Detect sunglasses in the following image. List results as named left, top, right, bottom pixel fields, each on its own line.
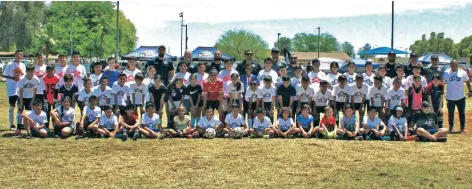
left=431, top=58, right=438, bottom=61
left=250, top=83, right=257, bottom=85
left=245, top=53, right=253, bottom=56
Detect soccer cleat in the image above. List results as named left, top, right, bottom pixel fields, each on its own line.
left=133, top=132, right=139, bottom=141
left=10, top=125, right=16, bottom=131
left=436, top=137, right=448, bottom=142
left=14, top=129, right=21, bottom=136
left=460, top=129, right=468, bottom=134
left=354, top=136, right=363, bottom=141
left=122, top=133, right=128, bottom=141
left=25, top=134, right=32, bottom=139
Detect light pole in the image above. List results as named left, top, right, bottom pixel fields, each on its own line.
left=437, top=33, right=444, bottom=53
left=277, top=33, right=281, bottom=49
left=316, top=27, right=320, bottom=58
left=179, top=12, right=184, bottom=58
left=391, top=1, right=394, bottom=50
left=182, top=24, right=188, bottom=50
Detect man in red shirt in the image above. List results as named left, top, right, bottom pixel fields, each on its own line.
left=43, top=65, right=60, bottom=128
left=203, top=69, right=224, bottom=121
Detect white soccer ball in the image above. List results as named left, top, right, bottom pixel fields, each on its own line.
left=233, top=127, right=243, bottom=139
left=205, top=128, right=216, bottom=139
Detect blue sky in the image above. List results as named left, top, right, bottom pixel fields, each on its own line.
left=120, top=0, right=472, bottom=55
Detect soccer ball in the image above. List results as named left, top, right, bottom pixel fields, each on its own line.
left=205, top=128, right=216, bottom=139
left=14, top=67, right=24, bottom=81
left=233, top=127, right=243, bottom=139
left=157, top=134, right=165, bottom=139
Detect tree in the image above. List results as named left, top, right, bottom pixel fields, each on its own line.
left=291, top=32, right=340, bottom=52
left=409, top=32, right=459, bottom=59
left=274, top=37, right=292, bottom=52
left=341, top=42, right=355, bottom=58
left=215, top=29, right=268, bottom=62
left=358, top=43, right=372, bottom=59
left=457, top=36, right=472, bottom=58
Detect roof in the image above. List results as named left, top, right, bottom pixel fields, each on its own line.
left=279, top=52, right=351, bottom=61
left=359, top=47, right=408, bottom=55
left=191, top=46, right=235, bottom=61
left=122, top=46, right=177, bottom=61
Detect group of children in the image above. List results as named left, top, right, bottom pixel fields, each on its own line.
left=2, top=50, right=447, bottom=141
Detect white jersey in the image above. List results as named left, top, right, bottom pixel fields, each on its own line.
left=386, top=88, right=406, bottom=110
left=218, top=69, right=238, bottom=83
left=100, top=114, right=118, bottom=130
left=308, top=71, right=327, bottom=92
left=258, top=85, right=276, bottom=103
left=253, top=116, right=272, bottom=130
left=141, top=113, right=161, bottom=130
left=349, top=83, right=369, bottom=103
left=55, top=105, right=75, bottom=122
left=257, top=69, right=278, bottom=84
left=17, top=76, right=41, bottom=98
left=172, top=72, right=191, bottom=86
left=313, top=89, right=332, bottom=107
left=333, top=84, right=351, bottom=103
left=89, top=73, right=102, bottom=87
left=197, top=116, right=222, bottom=129
left=84, top=106, right=102, bottom=122
left=297, top=85, right=314, bottom=103
left=111, top=81, right=130, bottom=106
left=34, top=64, right=47, bottom=94
left=27, top=110, right=47, bottom=126
left=405, top=75, right=427, bottom=89
left=382, top=76, right=393, bottom=89
left=443, top=69, right=470, bottom=100
left=77, top=89, right=95, bottom=106
left=362, top=73, right=375, bottom=87
left=129, top=83, right=148, bottom=105
left=344, top=73, right=357, bottom=84
left=65, top=64, right=87, bottom=91
left=55, top=65, right=68, bottom=79
left=196, top=72, right=209, bottom=86
left=327, top=72, right=342, bottom=87
left=93, top=86, right=112, bottom=106
left=225, top=81, right=244, bottom=99
left=2, top=61, right=26, bottom=96
left=123, top=69, right=142, bottom=84
left=244, top=87, right=261, bottom=102
left=225, top=113, right=246, bottom=128
left=277, top=117, right=294, bottom=131
left=368, top=85, right=388, bottom=107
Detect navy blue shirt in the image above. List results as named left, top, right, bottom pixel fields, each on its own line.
left=102, top=70, right=121, bottom=88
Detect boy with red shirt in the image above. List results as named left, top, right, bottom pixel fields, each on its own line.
left=43, top=65, right=60, bottom=128
left=203, top=69, right=224, bottom=121
left=318, top=107, right=342, bottom=138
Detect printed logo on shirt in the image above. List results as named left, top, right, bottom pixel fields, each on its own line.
left=230, top=122, right=239, bottom=128
left=126, top=75, right=135, bottom=82
left=331, top=79, right=338, bottom=86
left=347, top=78, right=354, bottom=83
left=374, top=93, right=383, bottom=99
left=364, top=79, right=373, bottom=86
left=135, top=88, right=143, bottom=93
left=354, top=92, right=363, bottom=98
left=337, top=91, right=348, bottom=98
left=317, top=96, right=328, bottom=103
left=117, top=91, right=125, bottom=96
left=23, top=83, right=35, bottom=88
left=263, top=93, right=271, bottom=98
left=391, top=94, right=401, bottom=100
left=449, top=74, right=461, bottom=82
left=35, top=71, right=46, bottom=78
left=312, top=77, right=321, bottom=84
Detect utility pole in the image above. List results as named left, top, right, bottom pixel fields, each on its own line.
left=179, top=12, right=184, bottom=58
left=182, top=25, right=188, bottom=50
left=391, top=1, right=394, bottom=50
left=115, top=1, right=120, bottom=59
left=277, top=33, right=281, bottom=49
left=316, top=27, right=320, bottom=58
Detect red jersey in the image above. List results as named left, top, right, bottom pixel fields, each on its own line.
left=203, top=79, right=223, bottom=101
left=43, top=75, right=60, bottom=104
left=122, top=113, right=138, bottom=126
left=320, top=116, right=336, bottom=131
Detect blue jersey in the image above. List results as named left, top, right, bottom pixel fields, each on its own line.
left=342, top=115, right=357, bottom=132
left=297, top=114, right=314, bottom=129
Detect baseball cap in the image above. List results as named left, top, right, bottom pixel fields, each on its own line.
left=410, top=52, right=417, bottom=58
left=395, top=106, right=403, bottom=112
left=431, top=54, right=439, bottom=59
left=245, top=50, right=253, bottom=54
left=271, top=47, right=280, bottom=53
left=158, top=45, right=166, bottom=50
left=145, top=102, right=155, bottom=109
left=282, top=76, right=290, bottom=81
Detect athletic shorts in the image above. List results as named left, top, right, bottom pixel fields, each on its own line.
left=335, top=102, right=345, bottom=110
left=353, top=103, right=363, bottom=110
left=364, top=99, right=370, bottom=107
left=243, top=101, right=257, bottom=114
left=425, top=128, right=439, bottom=135
left=9, top=95, right=18, bottom=106
left=206, top=100, right=220, bottom=110
left=19, top=98, right=32, bottom=111
left=31, top=127, right=49, bottom=137
left=315, top=106, right=326, bottom=113
left=263, top=102, right=272, bottom=112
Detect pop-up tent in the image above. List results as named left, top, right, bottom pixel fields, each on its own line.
left=191, top=46, right=235, bottom=61
left=418, top=53, right=453, bottom=65
left=359, top=47, right=408, bottom=55
left=122, top=46, right=177, bottom=61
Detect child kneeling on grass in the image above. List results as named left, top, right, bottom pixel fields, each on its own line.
left=249, top=108, right=275, bottom=138
left=51, top=96, right=75, bottom=138
left=196, top=106, right=224, bottom=138
left=338, top=104, right=362, bottom=140
left=168, top=106, right=193, bottom=138
left=361, top=107, right=387, bottom=140
left=274, top=107, right=300, bottom=138
left=411, top=101, right=448, bottom=142
left=78, top=95, right=101, bottom=138
left=119, top=104, right=141, bottom=141
left=23, top=99, right=48, bottom=138
left=139, top=102, right=163, bottom=139
left=387, top=106, right=409, bottom=141
left=318, top=106, right=343, bottom=139
left=97, top=105, right=119, bottom=138
left=225, top=103, right=248, bottom=138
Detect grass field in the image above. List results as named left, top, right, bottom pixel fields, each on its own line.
left=1, top=82, right=472, bottom=188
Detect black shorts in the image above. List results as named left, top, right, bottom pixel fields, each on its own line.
left=263, top=102, right=272, bottom=112
left=353, top=103, right=363, bottom=110
left=364, top=99, right=370, bottom=107
left=35, top=94, right=44, bottom=103
left=243, top=101, right=257, bottom=114
left=9, top=95, right=18, bottom=106
left=19, top=98, right=32, bottom=111
left=335, top=102, right=345, bottom=110
left=206, top=100, right=220, bottom=110
left=315, top=106, right=326, bottom=113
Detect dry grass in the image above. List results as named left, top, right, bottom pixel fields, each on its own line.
left=1, top=82, right=472, bottom=189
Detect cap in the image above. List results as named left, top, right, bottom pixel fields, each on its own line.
left=395, top=106, right=404, bottom=112
left=355, top=74, right=363, bottom=79
left=126, top=104, right=135, bottom=110
left=312, top=58, right=320, bottom=64
left=249, top=80, right=258, bottom=84
left=232, top=102, right=240, bottom=108
left=388, top=50, right=396, bottom=55
left=145, top=102, right=155, bottom=109
left=158, top=45, right=166, bottom=50
left=271, top=47, right=280, bottom=52
left=421, top=101, right=430, bottom=108
left=129, top=56, right=138, bottom=61
left=245, top=50, right=253, bottom=54
left=410, top=52, right=417, bottom=58
left=282, top=76, right=290, bottom=81
left=431, top=54, right=439, bottom=59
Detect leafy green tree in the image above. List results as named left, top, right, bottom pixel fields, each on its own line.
left=274, top=36, right=292, bottom=53
left=292, top=32, right=340, bottom=52
left=457, top=35, right=472, bottom=58
left=341, top=42, right=355, bottom=58
left=358, top=43, right=372, bottom=59
left=409, top=32, right=458, bottom=59
left=215, top=29, right=268, bottom=61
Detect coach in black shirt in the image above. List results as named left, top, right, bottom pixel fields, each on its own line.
left=385, top=50, right=400, bottom=78
left=206, top=50, right=225, bottom=73
left=236, top=50, right=261, bottom=76
left=147, top=45, right=173, bottom=86
left=404, top=52, right=425, bottom=77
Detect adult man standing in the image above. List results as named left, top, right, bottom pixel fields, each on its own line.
left=235, top=50, right=261, bottom=76
left=385, top=51, right=399, bottom=78
left=405, top=52, right=425, bottom=77
left=207, top=50, right=225, bottom=73
left=148, top=45, right=173, bottom=86
left=270, top=47, right=287, bottom=73
left=65, top=51, right=87, bottom=91
left=286, top=53, right=306, bottom=78
left=424, top=54, right=445, bottom=83
left=181, top=50, right=198, bottom=74
left=442, top=60, right=472, bottom=133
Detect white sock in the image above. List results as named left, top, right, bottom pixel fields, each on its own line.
left=248, top=119, right=253, bottom=128
left=9, top=106, right=14, bottom=126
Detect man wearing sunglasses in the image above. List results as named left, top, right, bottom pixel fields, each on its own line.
left=287, top=54, right=306, bottom=78
left=424, top=54, right=445, bottom=83
left=385, top=51, right=399, bottom=78
left=270, top=47, right=287, bottom=73
left=207, top=50, right=225, bottom=73
left=235, top=50, right=261, bottom=76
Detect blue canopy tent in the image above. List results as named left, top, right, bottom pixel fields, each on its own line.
left=122, top=46, right=177, bottom=61
left=359, top=47, right=408, bottom=55
left=418, top=53, right=453, bottom=65
left=191, top=46, right=235, bottom=61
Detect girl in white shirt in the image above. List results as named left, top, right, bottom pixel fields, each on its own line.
left=274, top=107, right=300, bottom=138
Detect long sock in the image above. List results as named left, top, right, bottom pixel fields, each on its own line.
left=9, top=106, right=14, bottom=126
left=190, top=118, right=196, bottom=128
left=195, top=117, right=201, bottom=128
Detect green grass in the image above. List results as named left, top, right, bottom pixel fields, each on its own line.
left=1, top=82, right=472, bottom=188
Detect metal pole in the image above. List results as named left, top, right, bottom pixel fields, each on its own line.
left=277, top=33, right=281, bottom=49
left=180, top=12, right=183, bottom=58
left=185, top=25, right=188, bottom=50
left=391, top=1, right=394, bottom=50
left=115, top=1, right=120, bottom=59
left=317, top=27, right=320, bottom=58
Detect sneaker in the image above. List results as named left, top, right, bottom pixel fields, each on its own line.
left=354, top=136, right=363, bottom=141
left=460, top=129, right=468, bottom=134
left=133, top=132, right=139, bottom=141
left=10, top=125, right=16, bottom=131
left=26, top=134, right=32, bottom=139
left=437, top=137, right=448, bottom=142
left=14, top=129, right=21, bottom=136
left=122, top=133, right=128, bottom=141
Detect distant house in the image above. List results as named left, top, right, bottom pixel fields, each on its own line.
left=279, top=52, right=351, bottom=64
